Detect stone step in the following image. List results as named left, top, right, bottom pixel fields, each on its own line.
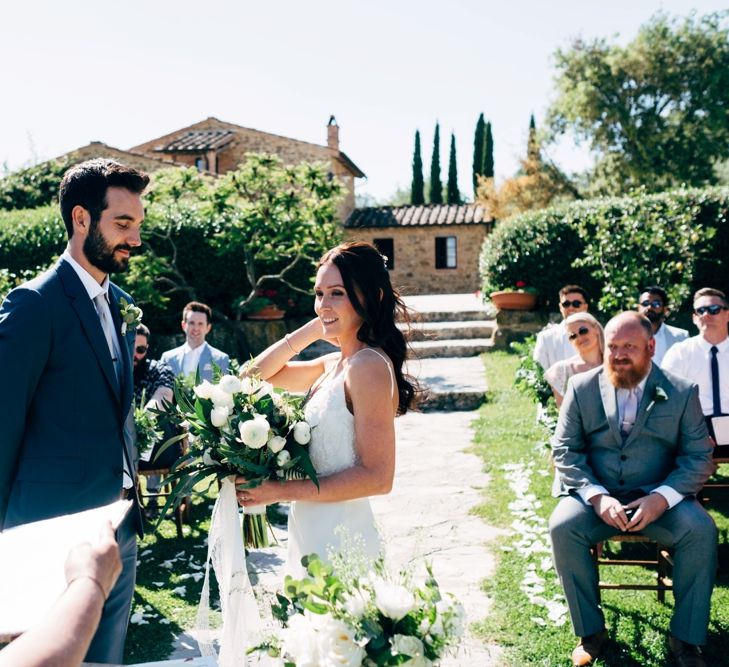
left=409, top=338, right=494, bottom=358
left=407, top=309, right=493, bottom=323
left=406, top=357, right=487, bottom=412
left=403, top=320, right=496, bottom=341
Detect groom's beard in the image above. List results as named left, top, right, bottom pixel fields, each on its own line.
left=84, top=223, right=132, bottom=275
left=606, top=354, right=651, bottom=389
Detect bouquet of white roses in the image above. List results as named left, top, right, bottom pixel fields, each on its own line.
left=157, top=370, right=318, bottom=547
left=253, top=554, right=465, bottom=666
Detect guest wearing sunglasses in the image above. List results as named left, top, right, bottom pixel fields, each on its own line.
left=545, top=313, right=604, bottom=408
left=663, top=288, right=729, bottom=455
left=534, top=284, right=591, bottom=373
left=635, top=286, right=688, bottom=366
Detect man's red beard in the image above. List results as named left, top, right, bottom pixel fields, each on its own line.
left=606, top=356, right=651, bottom=389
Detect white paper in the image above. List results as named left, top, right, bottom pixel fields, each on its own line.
left=0, top=500, right=132, bottom=638
left=711, top=415, right=729, bottom=446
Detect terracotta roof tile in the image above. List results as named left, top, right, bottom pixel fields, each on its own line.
left=154, top=130, right=236, bottom=153
left=345, top=204, right=493, bottom=229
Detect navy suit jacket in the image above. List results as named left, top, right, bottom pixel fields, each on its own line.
left=0, top=259, right=143, bottom=534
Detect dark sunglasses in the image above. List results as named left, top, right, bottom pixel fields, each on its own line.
left=694, top=304, right=728, bottom=316
left=568, top=326, right=591, bottom=341
left=135, top=345, right=149, bottom=354
left=639, top=299, right=663, bottom=309
left=561, top=299, right=585, bottom=309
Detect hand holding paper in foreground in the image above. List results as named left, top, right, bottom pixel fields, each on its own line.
left=0, top=521, right=121, bottom=667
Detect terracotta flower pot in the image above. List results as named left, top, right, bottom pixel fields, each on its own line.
left=489, top=290, right=538, bottom=311
left=247, top=304, right=286, bottom=320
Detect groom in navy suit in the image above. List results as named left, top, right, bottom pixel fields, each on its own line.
left=0, top=158, right=149, bottom=663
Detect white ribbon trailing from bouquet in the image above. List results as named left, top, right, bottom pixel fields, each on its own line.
left=197, top=477, right=262, bottom=666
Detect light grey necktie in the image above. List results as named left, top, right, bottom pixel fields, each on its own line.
left=621, top=388, right=638, bottom=436
left=94, top=293, right=120, bottom=382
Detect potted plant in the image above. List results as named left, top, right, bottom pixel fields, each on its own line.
left=489, top=280, right=538, bottom=311
left=241, top=288, right=291, bottom=320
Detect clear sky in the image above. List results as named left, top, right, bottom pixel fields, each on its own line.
left=0, top=0, right=725, bottom=202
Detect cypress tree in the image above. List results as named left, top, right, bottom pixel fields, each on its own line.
left=483, top=121, right=494, bottom=178
left=410, top=130, right=425, bottom=205
left=429, top=123, right=443, bottom=204
left=472, top=113, right=486, bottom=196
left=527, top=113, right=539, bottom=162
left=447, top=132, right=460, bottom=204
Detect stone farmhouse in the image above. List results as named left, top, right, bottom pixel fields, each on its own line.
left=55, top=117, right=492, bottom=294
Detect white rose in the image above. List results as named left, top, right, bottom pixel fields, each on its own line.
left=342, top=588, right=370, bottom=618
left=293, top=421, right=311, bottom=445
left=267, top=435, right=286, bottom=453
left=238, top=417, right=270, bottom=449
left=281, top=614, right=319, bottom=667
left=391, top=635, right=432, bottom=666
left=254, top=380, right=274, bottom=400
left=194, top=380, right=215, bottom=400
left=317, top=616, right=365, bottom=667
left=276, top=449, right=291, bottom=466
left=210, top=386, right=234, bottom=410
left=373, top=578, right=415, bottom=621
left=210, top=405, right=230, bottom=428
left=239, top=376, right=260, bottom=395
left=218, top=374, right=242, bottom=394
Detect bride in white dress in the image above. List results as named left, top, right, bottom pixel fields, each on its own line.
left=235, top=241, right=417, bottom=576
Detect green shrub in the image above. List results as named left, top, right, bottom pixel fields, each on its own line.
left=0, top=159, right=69, bottom=211
left=480, top=186, right=729, bottom=313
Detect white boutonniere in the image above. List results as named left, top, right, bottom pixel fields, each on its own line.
left=646, top=385, right=668, bottom=412
left=118, top=297, right=143, bottom=335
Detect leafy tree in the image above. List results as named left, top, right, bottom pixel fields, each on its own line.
left=0, top=159, right=70, bottom=211
left=429, top=123, right=443, bottom=204
left=473, top=113, right=486, bottom=196
left=547, top=11, right=729, bottom=195
left=483, top=121, right=494, bottom=179
left=447, top=133, right=461, bottom=204
left=410, top=130, right=425, bottom=205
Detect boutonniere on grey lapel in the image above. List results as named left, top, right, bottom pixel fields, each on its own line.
left=118, top=297, right=143, bottom=335
left=646, top=385, right=668, bottom=412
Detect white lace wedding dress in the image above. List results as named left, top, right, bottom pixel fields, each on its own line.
left=286, top=347, right=393, bottom=577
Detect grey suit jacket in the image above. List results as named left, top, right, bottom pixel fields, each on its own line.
left=0, top=259, right=142, bottom=534
left=552, top=364, right=714, bottom=498
left=663, top=323, right=689, bottom=347
left=160, top=341, right=229, bottom=382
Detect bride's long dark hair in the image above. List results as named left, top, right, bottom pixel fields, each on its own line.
left=318, top=241, right=418, bottom=415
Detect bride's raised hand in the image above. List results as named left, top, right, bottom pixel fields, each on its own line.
left=306, top=316, right=339, bottom=347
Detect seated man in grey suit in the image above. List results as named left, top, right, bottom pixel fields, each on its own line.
left=636, top=285, right=688, bottom=366
left=161, top=301, right=229, bottom=382
left=549, top=312, right=717, bottom=667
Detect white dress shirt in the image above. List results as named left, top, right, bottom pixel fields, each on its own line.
left=533, top=322, right=574, bottom=372
left=576, top=369, right=683, bottom=509
left=663, top=335, right=729, bottom=416
left=61, top=250, right=132, bottom=488
left=182, top=341, right=206, bottom=377
left=652, top=324, right=670, bottom=366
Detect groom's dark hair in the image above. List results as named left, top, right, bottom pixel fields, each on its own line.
left=59, top=158, right=149, bottom=237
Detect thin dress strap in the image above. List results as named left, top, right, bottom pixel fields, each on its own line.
left=353, top=347, right=396, bottom=397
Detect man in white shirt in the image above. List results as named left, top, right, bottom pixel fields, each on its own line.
left=549, top=312, right=716, bottom=667
left=533, top=284, right=590, bottom=372
left=663, top=287, right=729, bottom=456
left=635, top=285, right=688, bottom=366
left=161, top=301, right=229, bottom=382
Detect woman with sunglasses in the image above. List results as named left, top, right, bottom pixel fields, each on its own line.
left=545, top=312, right=604, bottom=408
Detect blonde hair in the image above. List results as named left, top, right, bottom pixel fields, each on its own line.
left=564, top=312, right=604, bottom=354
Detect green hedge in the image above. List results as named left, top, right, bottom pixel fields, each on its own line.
left=480, top=186, right=729, bottom=313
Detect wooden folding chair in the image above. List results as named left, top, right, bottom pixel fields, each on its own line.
left=592, top=534, right=673, bottom=603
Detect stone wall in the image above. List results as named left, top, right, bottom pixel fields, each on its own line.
left=491, top=310, right=550, bottom=350
left=345, top=224, right=488, bottom=295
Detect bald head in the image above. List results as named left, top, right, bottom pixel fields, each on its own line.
left=604, top=311, right=655, bottom=389
left=605, top=312, right=653, bottom=341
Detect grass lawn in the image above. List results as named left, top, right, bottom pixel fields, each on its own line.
left=469, top=351, right=729, bottom=666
